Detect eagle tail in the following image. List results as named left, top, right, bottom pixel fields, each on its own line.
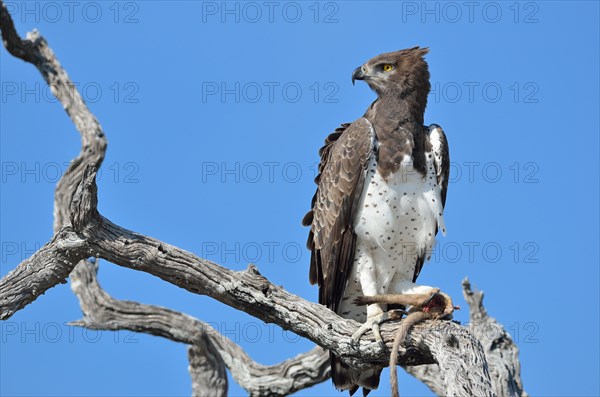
left=330, top=352, right=382, bottom=396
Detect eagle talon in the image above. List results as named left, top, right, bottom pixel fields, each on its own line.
left=351, top=311, right=394, bottom=352
left=372, top=322, right=389, bottom=353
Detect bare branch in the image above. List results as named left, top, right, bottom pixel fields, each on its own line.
left=0, top=0, right=105, bottom=318
left=188, top=339, right=228, bottom=397
left=0, top=1, right=107, bottom=234
left=0, top=228, right=86, bottom=319
left=0, top=6, right=328, bottom=395
left=0, top=0, right=38, bottom=63
left=69, top=259, right=329, bottom=396
left=463, top=278, right=528, bottom=397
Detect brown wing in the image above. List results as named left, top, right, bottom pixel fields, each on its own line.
left=302, top=118, right=374, bottom=312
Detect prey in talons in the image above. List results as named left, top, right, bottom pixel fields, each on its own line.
left=354, top=289, right=459, bottom=397
left=352, top=288, right=459, bottom=346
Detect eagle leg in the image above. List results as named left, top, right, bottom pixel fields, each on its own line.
left=351, top=310, right=401, bottom=351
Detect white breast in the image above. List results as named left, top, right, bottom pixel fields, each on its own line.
left=353, top=149, right=445, bottom=285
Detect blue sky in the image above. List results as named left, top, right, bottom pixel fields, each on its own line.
left=1, top=1, right=599, bottom=396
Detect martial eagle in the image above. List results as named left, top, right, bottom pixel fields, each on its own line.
left=303, top=47, right=454, bottom=395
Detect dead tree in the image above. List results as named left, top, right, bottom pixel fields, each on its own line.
left=0, top=4, right=527, bottom=396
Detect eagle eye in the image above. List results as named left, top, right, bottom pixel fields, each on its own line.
left=382, top=64, right=394, bottom=72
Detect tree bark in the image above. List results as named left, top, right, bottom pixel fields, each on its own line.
left=462, top=279, right=528, bottom=397
left=188, top=339, right=229, bottom=397
left=0, top=228, right=85, bottom=319
left=68, top=259, right=330, bottom=396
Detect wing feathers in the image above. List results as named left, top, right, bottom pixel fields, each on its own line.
left=304, top=118, right=374, bottom=311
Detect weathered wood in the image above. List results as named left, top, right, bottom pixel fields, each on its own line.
left=188, top=339, right=228, bottom=397
left=463, top=278, right=529, bottom=397
left=0, top=0, right=105, bottom=319
left=0, top=1, right=107, bottom=234
left=0, top=228, right=86, bottom=319
left=404, top=364, right=446, bottom=396
left=69, top=260, right=330, bottom=396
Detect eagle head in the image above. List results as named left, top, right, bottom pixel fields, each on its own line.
left=352, top=46, right=430, bottom=99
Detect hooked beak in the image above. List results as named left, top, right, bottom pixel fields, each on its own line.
left=352, top=66, right=366, bottom=85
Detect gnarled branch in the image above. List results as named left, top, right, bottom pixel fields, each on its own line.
left=0, top=0, right=106, bottom=319
left=462, top=279, right=528, bottom=397
left=0, top=227, right=85, bottom=319
left=69, top=259, right=330, bottom=396
left=188, top=338, right=228, bottom=397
